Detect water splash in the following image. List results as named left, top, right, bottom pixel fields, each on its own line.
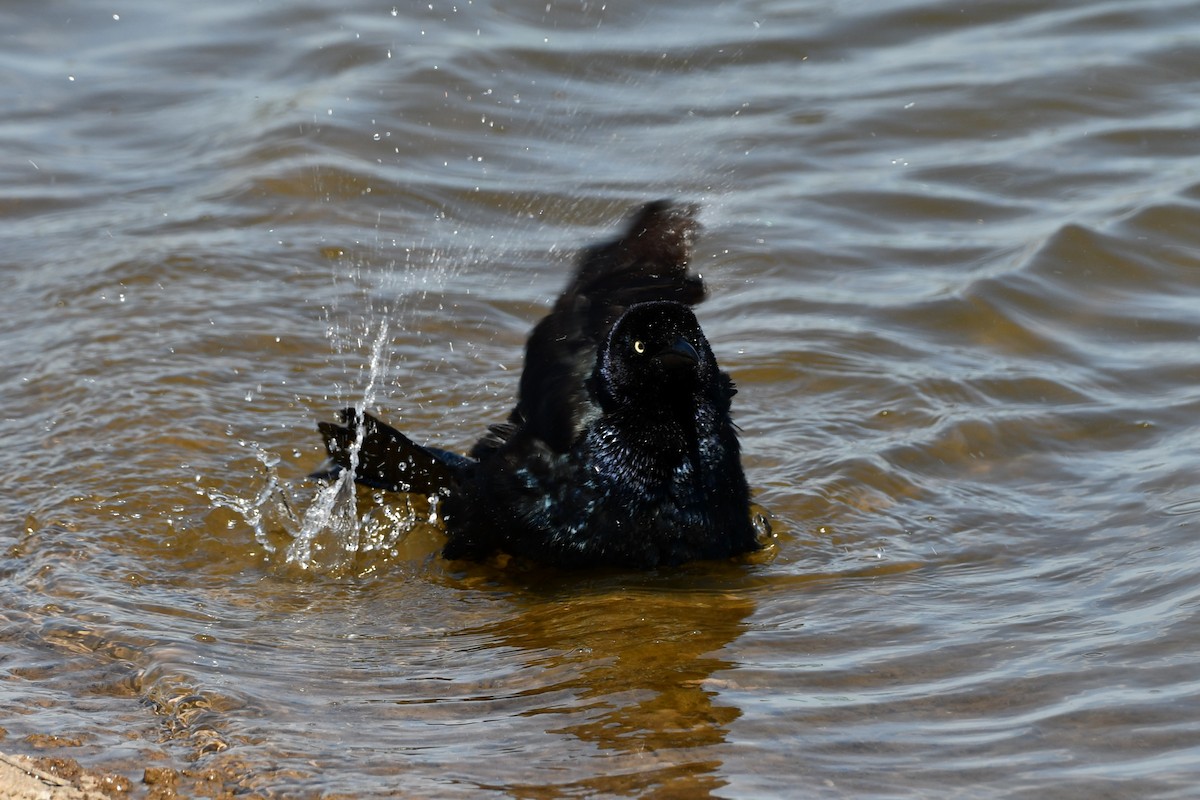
left=285, top=315, right=393, bottom=572
left=206, top=445, right=297, bottom=556
left=205, top=306, right=410, bottom=577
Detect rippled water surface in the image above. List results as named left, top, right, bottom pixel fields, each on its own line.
left=4, top=0, right=1200, bottom=796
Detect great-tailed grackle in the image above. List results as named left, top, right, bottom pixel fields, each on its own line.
left=315, top=200, right=762, bottom=568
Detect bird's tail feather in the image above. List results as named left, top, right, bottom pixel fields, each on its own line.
left=312, top=408, right=466, bottom=495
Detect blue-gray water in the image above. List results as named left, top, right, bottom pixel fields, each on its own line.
left=3, top=0, right=1200, bottom=796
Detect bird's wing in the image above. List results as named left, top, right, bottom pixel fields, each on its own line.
left=568, top=198, right=706, bottom=324
left=313, top=408, right=470, bottom=494
left=513, top=200, right=708, bottom=451
left=467, top=419, right=520, bottom=461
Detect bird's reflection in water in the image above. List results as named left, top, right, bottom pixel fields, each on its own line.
left=465, top=569, right=757, bottom=796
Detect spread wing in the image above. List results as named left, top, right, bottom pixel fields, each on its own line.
left=314, top=408, right=471, bottom=494
left=315, top=200, right=711, bottom=488
left=512, top=200, right=707, bottom=452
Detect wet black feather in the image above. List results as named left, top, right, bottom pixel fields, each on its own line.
left=314, top=200, right=761, bottom=568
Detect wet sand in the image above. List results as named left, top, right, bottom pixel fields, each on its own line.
left=0, top=751, right=119, bottom=800
left=0, top=749, right=263, bottom=800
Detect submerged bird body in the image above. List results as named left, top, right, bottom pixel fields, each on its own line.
left=316, top=201, right=761, bottom=568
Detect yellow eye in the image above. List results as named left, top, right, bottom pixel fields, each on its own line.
left=633, top=340, right=646, bottom=354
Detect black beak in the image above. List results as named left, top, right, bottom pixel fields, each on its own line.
left=655, top=337, right=700, bottom=370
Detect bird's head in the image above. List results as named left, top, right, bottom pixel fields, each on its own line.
left=592, top=301, right=719, bottom=410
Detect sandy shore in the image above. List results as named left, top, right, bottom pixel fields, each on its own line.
left=0, top=751, right=206, bottom=800
left=0, top=752, right=116, bottom=800
left=0, top=748, right=280, bottom=799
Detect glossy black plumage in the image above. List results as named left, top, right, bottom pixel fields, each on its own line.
left=315, top=200, right=761, bottom=568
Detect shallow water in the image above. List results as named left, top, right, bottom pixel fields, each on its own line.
left=3, top=0, right=1200, bottom=796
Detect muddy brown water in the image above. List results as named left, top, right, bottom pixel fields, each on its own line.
left=3, top=1, right=1200, bottom=797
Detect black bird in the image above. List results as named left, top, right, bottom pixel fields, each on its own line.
left=315, top=200, right=762, bottom=568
